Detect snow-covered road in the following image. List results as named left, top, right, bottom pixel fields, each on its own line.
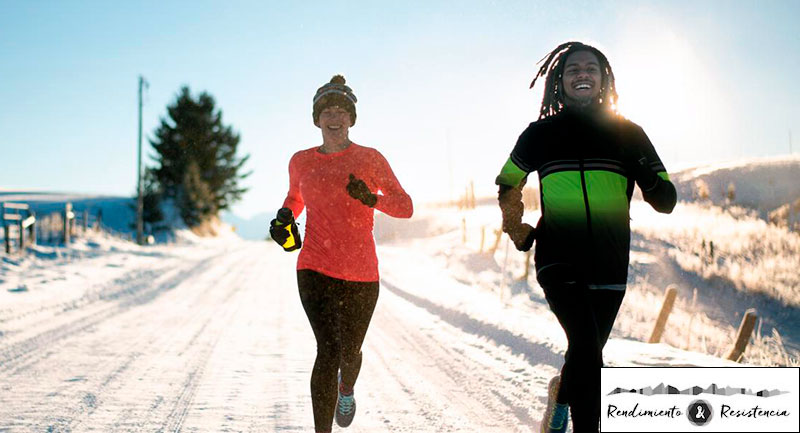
left=1, top=241, right=552, bottom=432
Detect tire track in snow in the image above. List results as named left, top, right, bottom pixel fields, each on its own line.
left=0, top=245, right=247, bottom=432
left=352, top=279, right=552, bottom=432
left=0, top=253, right=222, bottom=376
left=151, top=246, right=259, bottom=432
left=104, top=247, right=254, bottom=433
left=176, top=243, right=313, bottom=432
left=379, top=278, right=563, bottom=369
left=4, top=239, right=557, bottom=432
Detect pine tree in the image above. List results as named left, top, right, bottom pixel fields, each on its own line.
left=178, top=161, right=217, bottom=227
left=129, top=168, right=164, bottom=232
left=149, top=86, right=250, bottom=227
left=141, top=168, right=165, bottom=226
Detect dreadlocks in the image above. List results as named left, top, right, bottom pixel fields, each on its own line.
left=530, top=41, right=618, bottom=120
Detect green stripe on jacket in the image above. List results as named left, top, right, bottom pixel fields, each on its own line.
left=496, top=157, right=527, bottom=187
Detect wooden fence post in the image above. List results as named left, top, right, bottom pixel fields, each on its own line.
left=18, top=218, right=24, bottom=251
left=20, top=213, right=36, bottom=252
left=726, top=309, right=758, bottom=362
left=461, top=217, right=466, bottom=244
left=63, top=202, right=72, bottom=244
left=685, top=288, right=698, bottom=350
left=1, top=203, right=6, bottom=254
left=479, top=226, right=485, bottom=253
left=648, top=285, right=678, bottom=343
left=83, top=209, right=89, bottom=232
left=500, top=237, right=510, bottom=302
left=29, top=211, right=36, bottom=245
left=3, top=224, right=9, bottom=254
left=490, top=228, right=503, bottom=255
left=521, top=250, right=532, bottom=281
left=469, top=180, right=475, bottom=209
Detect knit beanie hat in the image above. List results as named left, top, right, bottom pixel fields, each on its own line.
left=313, top=75, right=357, bottom=127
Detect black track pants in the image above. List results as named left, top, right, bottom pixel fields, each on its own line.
left=541, top=278, right=624, bottom=433
left=297, top=269, right=379, bottom=432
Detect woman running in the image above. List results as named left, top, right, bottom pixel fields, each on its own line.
left=270, top=75, right=413, bottom=433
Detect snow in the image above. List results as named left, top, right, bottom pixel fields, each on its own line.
left=0, top=229, right=740, bottom=432
left=374, top=204, right=798, bottom=365
left=1, top=156, right=798, bottom=431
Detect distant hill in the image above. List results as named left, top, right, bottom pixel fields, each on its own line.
left=0, top=190, right=268, bottom=241
left=670, top=155, right=800, bottom=217
left=0, top=191, right=209, bottom=242
left=222, top=212, right=269, bottom=241
left=0, top=191, right=135, bottom=235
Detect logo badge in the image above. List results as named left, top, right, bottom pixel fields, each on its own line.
left=687, top=399, right=713, bottom=426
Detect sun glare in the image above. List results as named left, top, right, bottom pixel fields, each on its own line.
left=614, top=31, right=694, bottom=131
left=610, top=20, right=735, bottom=165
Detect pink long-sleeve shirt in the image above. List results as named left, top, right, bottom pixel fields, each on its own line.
left=282, top=143, right=413, bottom=282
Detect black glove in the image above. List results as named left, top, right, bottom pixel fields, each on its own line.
left=269, top=220, right=289, bottom=245
left=632, top=154, right=660, bottom=192
left=269, top=208, right=302, bottom=252
left=346, top=173, right=378, bottom=207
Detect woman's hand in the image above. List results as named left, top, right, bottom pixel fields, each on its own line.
left=346, top=174, right=378, bottom=207
left=269, top=208, right=302, bottom=251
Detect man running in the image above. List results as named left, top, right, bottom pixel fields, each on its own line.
left=495, top=41, right=677, bottom=433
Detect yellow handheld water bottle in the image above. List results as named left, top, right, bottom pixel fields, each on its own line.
left=275, top=208, right=301, bottom=251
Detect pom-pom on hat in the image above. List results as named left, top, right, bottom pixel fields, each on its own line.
left=313, top=75, right=357, bottom=127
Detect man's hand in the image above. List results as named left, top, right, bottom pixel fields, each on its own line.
left=509, top=222, right=536, bottom=252
left=632, top=154, right=660, bottom=192
left=347, top=173, right=378, bottom=207
left=497, top=178, right=535, bottom=251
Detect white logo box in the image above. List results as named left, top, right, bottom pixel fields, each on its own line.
left=600, top=367, right=799, bottom=432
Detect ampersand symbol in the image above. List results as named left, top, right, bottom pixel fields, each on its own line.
left=695, top=406, right=705, bottom=419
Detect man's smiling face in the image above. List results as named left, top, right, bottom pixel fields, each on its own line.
left=562, top=50, right=603, bottom=108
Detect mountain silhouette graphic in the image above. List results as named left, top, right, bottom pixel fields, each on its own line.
left=607, top=383, right=788, bottom=397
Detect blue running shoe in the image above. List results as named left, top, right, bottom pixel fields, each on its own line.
left=541, top=375, right=569, bottom=433
left=335, top=374, right=356, bottom=427
left=545, top=403, right=569, bottom=433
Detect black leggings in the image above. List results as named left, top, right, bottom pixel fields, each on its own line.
left=297, top=269, right=379, bottom=432
left=539, top=270, right=625, bottom=433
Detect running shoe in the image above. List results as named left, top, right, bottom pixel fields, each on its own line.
left=334, top=373, right=356, bottom=427
left=541, top=375, right=569, bottom=433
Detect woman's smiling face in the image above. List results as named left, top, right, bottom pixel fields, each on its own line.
left=318, top=106, right=351, bottom=138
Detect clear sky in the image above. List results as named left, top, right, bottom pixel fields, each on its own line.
left=1, top=0, right=798, bottom=218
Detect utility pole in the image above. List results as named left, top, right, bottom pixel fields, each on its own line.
left=136, top=75, right=148, bottom=245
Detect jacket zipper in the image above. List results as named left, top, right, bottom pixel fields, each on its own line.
left=579, top=158, right=592, bottom=238
left=579, top=157, right=594, bottom=278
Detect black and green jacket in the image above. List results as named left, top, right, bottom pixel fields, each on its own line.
left=496, top=108, right=677, bottom=289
